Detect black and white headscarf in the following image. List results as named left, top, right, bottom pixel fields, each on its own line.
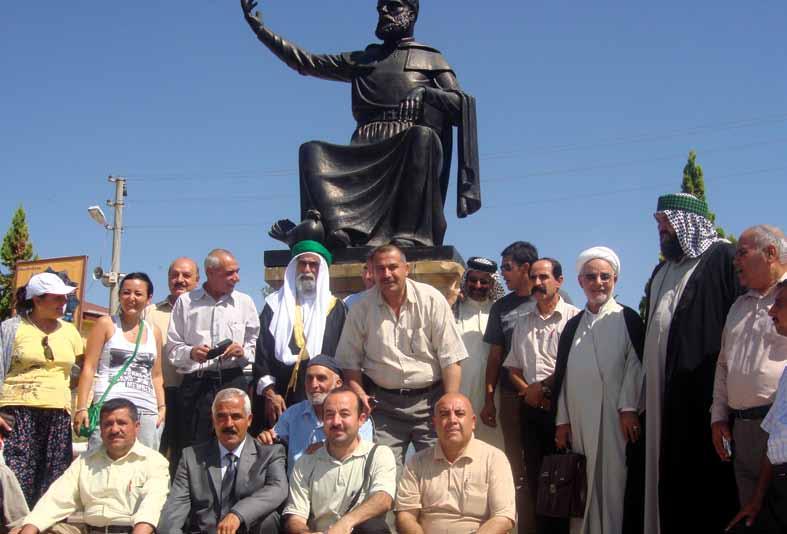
left=661, top=209, right=725, bottom=259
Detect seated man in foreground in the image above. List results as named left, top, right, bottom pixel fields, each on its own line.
left=15, top=398, right=170, bottom=534
left=284, top=388, right=397, bottom=534
left=158, top=388, right=287, bottom=534
left=395, top=393, right=516, bottom=534
left=257, top=355, right=373, bottom=476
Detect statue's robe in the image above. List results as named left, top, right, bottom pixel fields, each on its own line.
left=260, top=34, right=480, bottom=246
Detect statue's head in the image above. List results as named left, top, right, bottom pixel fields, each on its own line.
left=376, top=0, right=418, bottom=42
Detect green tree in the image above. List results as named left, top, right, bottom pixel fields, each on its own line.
left=0, top=206, right=36, bottom=319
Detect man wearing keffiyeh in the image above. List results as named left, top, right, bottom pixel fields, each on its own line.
left=252, top=240, right=347, bottom=436
left=642, top=193, right=744, bottom=534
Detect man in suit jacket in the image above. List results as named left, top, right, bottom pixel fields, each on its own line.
left=159, top=388, right=287, bottom=534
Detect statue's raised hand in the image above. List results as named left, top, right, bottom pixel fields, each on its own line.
left=241, top=0, right=264, bottom=33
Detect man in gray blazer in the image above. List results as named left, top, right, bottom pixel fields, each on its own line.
left=159, top=388, right=287, bottom=534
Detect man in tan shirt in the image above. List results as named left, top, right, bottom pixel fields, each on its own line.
left=711, top=225, right=787, bottom=505
left=395, top=393, right=516, bottom=534
left=336, top=244, right=468, bottom=473
left=145, top=257, right=199, bottom=466
left=16, top=398, right=170, bottom=534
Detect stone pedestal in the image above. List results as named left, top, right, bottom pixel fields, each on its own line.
left=264, top=246, right=466, bottom=301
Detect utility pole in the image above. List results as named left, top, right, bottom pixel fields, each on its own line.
left=107, top=176, right=126, bottom=313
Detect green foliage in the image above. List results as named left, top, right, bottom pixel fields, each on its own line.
left=0, top=206, right=36, bottom=319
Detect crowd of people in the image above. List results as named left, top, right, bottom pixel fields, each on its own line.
left=0, top=191, right=785, bottom=534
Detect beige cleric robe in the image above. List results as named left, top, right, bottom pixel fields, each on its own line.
left=556, top=297, right=643, bottom=534
left=455, top=297, right=505, bottom=449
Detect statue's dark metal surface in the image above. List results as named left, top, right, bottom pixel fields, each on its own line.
left=241, top=0, right=481, bottom=248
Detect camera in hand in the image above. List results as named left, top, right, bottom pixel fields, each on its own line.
left=206, top=339, right=233, bottom=360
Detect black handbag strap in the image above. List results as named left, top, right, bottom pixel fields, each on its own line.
left=345, top=444, right=379, bottom=514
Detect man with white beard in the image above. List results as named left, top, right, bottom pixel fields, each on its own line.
left=257, top=355, right=373, bottom=476
left=252, top=242, right=347, bottom=435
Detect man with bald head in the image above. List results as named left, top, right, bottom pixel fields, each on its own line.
left=145, top=257, right=199, bottom=462
left=711, top=225, right=787, bottom=506
left=167, top=249, right=261, bottom=449
left=395, top=393, right=516, bottom=534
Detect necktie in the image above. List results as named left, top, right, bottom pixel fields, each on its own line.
left=220, top=453, right=238, bottom=519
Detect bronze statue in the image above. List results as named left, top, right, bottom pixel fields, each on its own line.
left=241, top=0, right=480, bottom=248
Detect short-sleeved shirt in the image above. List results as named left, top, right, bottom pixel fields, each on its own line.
left=0, top=319, right=83, bottom=410
left=144, top=299, right=182, bottom=388
left=336, top=279, right=468, bottom=390
left=762, top=367, right=787, bottom=465
left=274, top=399, right=375, bottom=476
left=284, top=439, right=397, bottom=532
left=395, top=437, right=516, bottom=533
left=483, top=293, right=533, bottom=391
left=503, top=297, right=581, bottom=384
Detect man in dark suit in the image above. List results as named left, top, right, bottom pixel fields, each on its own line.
left=158, top=388, right=287, bottom=534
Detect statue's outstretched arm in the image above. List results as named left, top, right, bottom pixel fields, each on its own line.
left=241, top=0, right=354, bottom=82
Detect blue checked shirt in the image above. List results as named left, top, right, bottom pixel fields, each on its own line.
left=274, top=399, right=374, bottom=477
left=762, top=367, right=787, bottom=465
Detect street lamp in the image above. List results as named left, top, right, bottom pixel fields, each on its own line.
left=87, top=177, right=126, bottom=313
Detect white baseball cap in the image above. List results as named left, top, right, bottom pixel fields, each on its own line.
left=25, top=272, right=77, bottom=299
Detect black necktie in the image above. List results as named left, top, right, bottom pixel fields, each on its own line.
left=220, top=453, right=237, bottom=519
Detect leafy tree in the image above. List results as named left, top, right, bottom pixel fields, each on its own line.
left=0, top=206, right=36, bottom=319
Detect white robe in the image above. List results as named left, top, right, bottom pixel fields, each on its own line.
left=642, top=257, right=700, bottom=534
left=556, top=298, right=643, bottom=534
left=456, top=297, right=505, bottom=449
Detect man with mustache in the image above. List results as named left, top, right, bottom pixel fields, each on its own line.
left=159, top=388, right=287, bottom=534
left=145, top=257, right=199, bottom=467
left=16, top=398, right=169, bottom=534
left=642, top=193, right=743, bottom=533
left=395, top=393, right=516, bottom=534
left=283, top=387, right=396, bottom=534
left=336, top=244, right=468, bottom=476
left=710, top=226, right=787, bottom=507
left=453, top=256, right=505, bottom=449
left=240, top=0, right=480, bottom=248
left=256, top=355, right=373, bottom=477
left=253, top=241, right=346, bottom=434
left=503, top=258, right=579, bottom=534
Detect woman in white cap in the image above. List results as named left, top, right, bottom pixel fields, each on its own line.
left=74, top=272, right=165, bottom=451
left=0, top=272, right=84, bottom=507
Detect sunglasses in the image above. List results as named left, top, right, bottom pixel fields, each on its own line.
left=501, top=263, right=518, bottom=272
left=581, top=272, right=614, bottom=283
left=41, top=336, right=55, bottom=361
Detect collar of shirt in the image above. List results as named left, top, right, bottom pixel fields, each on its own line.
left=193, top=286, right=236, bottom=306
left=218, top=436, right=246, bottom=463
left=374, top=278, right=418, bottom=309
left=316, top=437, right=373, bottom=464
left=433, top=437, right=480, bottom=465
left=743, top=272, right=787, bottom=300
left=155, top=298, right=174, bottom=312
left=527, top=296, right=569, bottom=321
left=88, top=440, right=150, bottom=464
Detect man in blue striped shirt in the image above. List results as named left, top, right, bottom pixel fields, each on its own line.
left=728, top=279, right=787, bottom=532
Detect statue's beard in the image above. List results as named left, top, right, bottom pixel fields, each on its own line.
left=375, top=11, right=415, bottom=41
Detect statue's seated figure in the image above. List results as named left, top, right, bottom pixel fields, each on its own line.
left=242, top=0, right=480, bottom=248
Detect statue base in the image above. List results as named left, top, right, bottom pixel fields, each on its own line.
left=263, top=246, right=466, bottom=301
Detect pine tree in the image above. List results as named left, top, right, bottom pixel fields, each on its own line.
left=0, top=206, right=36, bottom=319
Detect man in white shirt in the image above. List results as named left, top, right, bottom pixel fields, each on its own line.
left=711, top=225, right=787, bottom=505
left=167, top=249, right=260, bottom=449
left=504, top=258, right=579, bottom=534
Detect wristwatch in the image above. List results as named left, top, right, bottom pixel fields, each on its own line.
left=541, top=382, right=552, bottom=400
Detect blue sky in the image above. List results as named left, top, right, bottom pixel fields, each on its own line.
left=2, top=1, right=785, bottom=310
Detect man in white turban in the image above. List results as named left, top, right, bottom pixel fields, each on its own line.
left=252, top=241, right=347, bottom=435
left=552, top=246, right=645, bottom=534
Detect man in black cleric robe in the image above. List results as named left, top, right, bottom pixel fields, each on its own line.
left=241, top=0, right=480, bottom=247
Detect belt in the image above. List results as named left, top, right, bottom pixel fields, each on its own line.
left=730, top=404, right=772, bottom=420
left=371, top=380, right=442, bottom=397
left=185, top=366, right=244, bottom=382
left=85, top=526, right=133, bottom=534
left=773, top=463, right=787, bottom=477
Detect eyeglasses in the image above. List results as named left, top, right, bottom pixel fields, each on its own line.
left=41, top=336, right=54, bottom=361
left=581, top=272, right=614, bottom=283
